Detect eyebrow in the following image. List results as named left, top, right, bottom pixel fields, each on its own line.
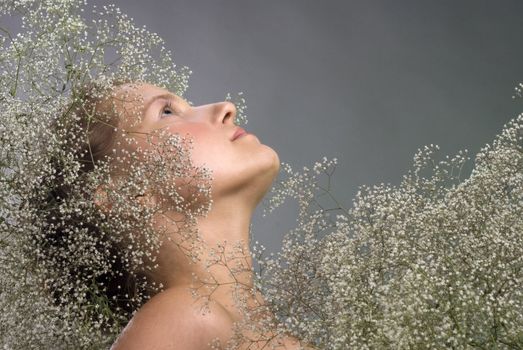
left=143, top=93, right=187, bottom=114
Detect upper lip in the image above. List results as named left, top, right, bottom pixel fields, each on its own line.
left=231, top=127, right=247, bottom=141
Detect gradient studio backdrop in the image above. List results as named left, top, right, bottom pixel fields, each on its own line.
left=14, top=0, right=523, bottom=256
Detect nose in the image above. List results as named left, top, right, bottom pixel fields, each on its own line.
left=214, top=101, right=237, bottom=125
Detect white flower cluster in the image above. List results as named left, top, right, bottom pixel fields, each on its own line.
left=1, top=0, right=522, bottom=349
left=0, top=0, right=234, bottom=348
left=262, top=157, right=340, bottom=220
left=225, top=91, right=248, bottom=127
left=253, top=115, right=522, bottom=349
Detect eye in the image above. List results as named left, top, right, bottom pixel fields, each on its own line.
left=160, top=101, right=179, bottom=118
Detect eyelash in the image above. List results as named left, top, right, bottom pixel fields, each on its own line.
left=161, top=101, right=177, bottom=118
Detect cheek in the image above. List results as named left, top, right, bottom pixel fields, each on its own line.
left=168, top=124, right=225, bottom=166
left=160, top=124, right=218, bottom=211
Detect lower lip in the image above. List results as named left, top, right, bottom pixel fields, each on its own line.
left=235, top=132, right=252, bottom=140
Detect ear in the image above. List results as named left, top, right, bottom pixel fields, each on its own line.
left=134, top=190, right=161, bottom=209
left=94, top=184, right=113, bottom=213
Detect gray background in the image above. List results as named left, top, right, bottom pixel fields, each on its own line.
left=12, top=1, right=523, bottom=254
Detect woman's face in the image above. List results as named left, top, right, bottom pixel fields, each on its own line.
left=113, top=82, right=280, bottom=205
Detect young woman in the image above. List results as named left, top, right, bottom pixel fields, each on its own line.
left=75, top=81, right=312, bottom=349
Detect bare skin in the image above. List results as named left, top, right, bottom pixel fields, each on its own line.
left=105, top=83, right=313, bottom=349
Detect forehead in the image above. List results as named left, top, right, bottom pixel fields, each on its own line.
left=119, top=82, right=171, bottom=99
left=114, top=82, right=173, bottom=108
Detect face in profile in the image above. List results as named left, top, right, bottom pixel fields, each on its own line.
left=112, top=82, right=280, bottom=209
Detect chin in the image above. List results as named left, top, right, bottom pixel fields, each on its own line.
left=260, top=144, right=280, bottom=179
left=254, top=145, right=280, bottom=199
left=212, top=146, right=280, bottom=202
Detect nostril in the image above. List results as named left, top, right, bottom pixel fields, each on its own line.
left=217, top=101, right=237, bottom=124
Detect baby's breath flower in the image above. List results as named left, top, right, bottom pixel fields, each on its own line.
left=253, top=114, right=523, bottom=349
left=0, top=0, right=224, bottom=348
left=1, top=1, right=522, bottom=349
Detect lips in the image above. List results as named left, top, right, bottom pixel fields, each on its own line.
left=231, top=127, right=248, bottom=141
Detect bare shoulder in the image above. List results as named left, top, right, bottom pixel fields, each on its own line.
left=110, top=287, right=234, bottom=350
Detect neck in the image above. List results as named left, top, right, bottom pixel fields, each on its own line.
left=157, top=193, right=260, bottom=321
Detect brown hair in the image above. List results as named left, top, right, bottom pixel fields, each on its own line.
left=39, top=78, right=155, bottom=331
